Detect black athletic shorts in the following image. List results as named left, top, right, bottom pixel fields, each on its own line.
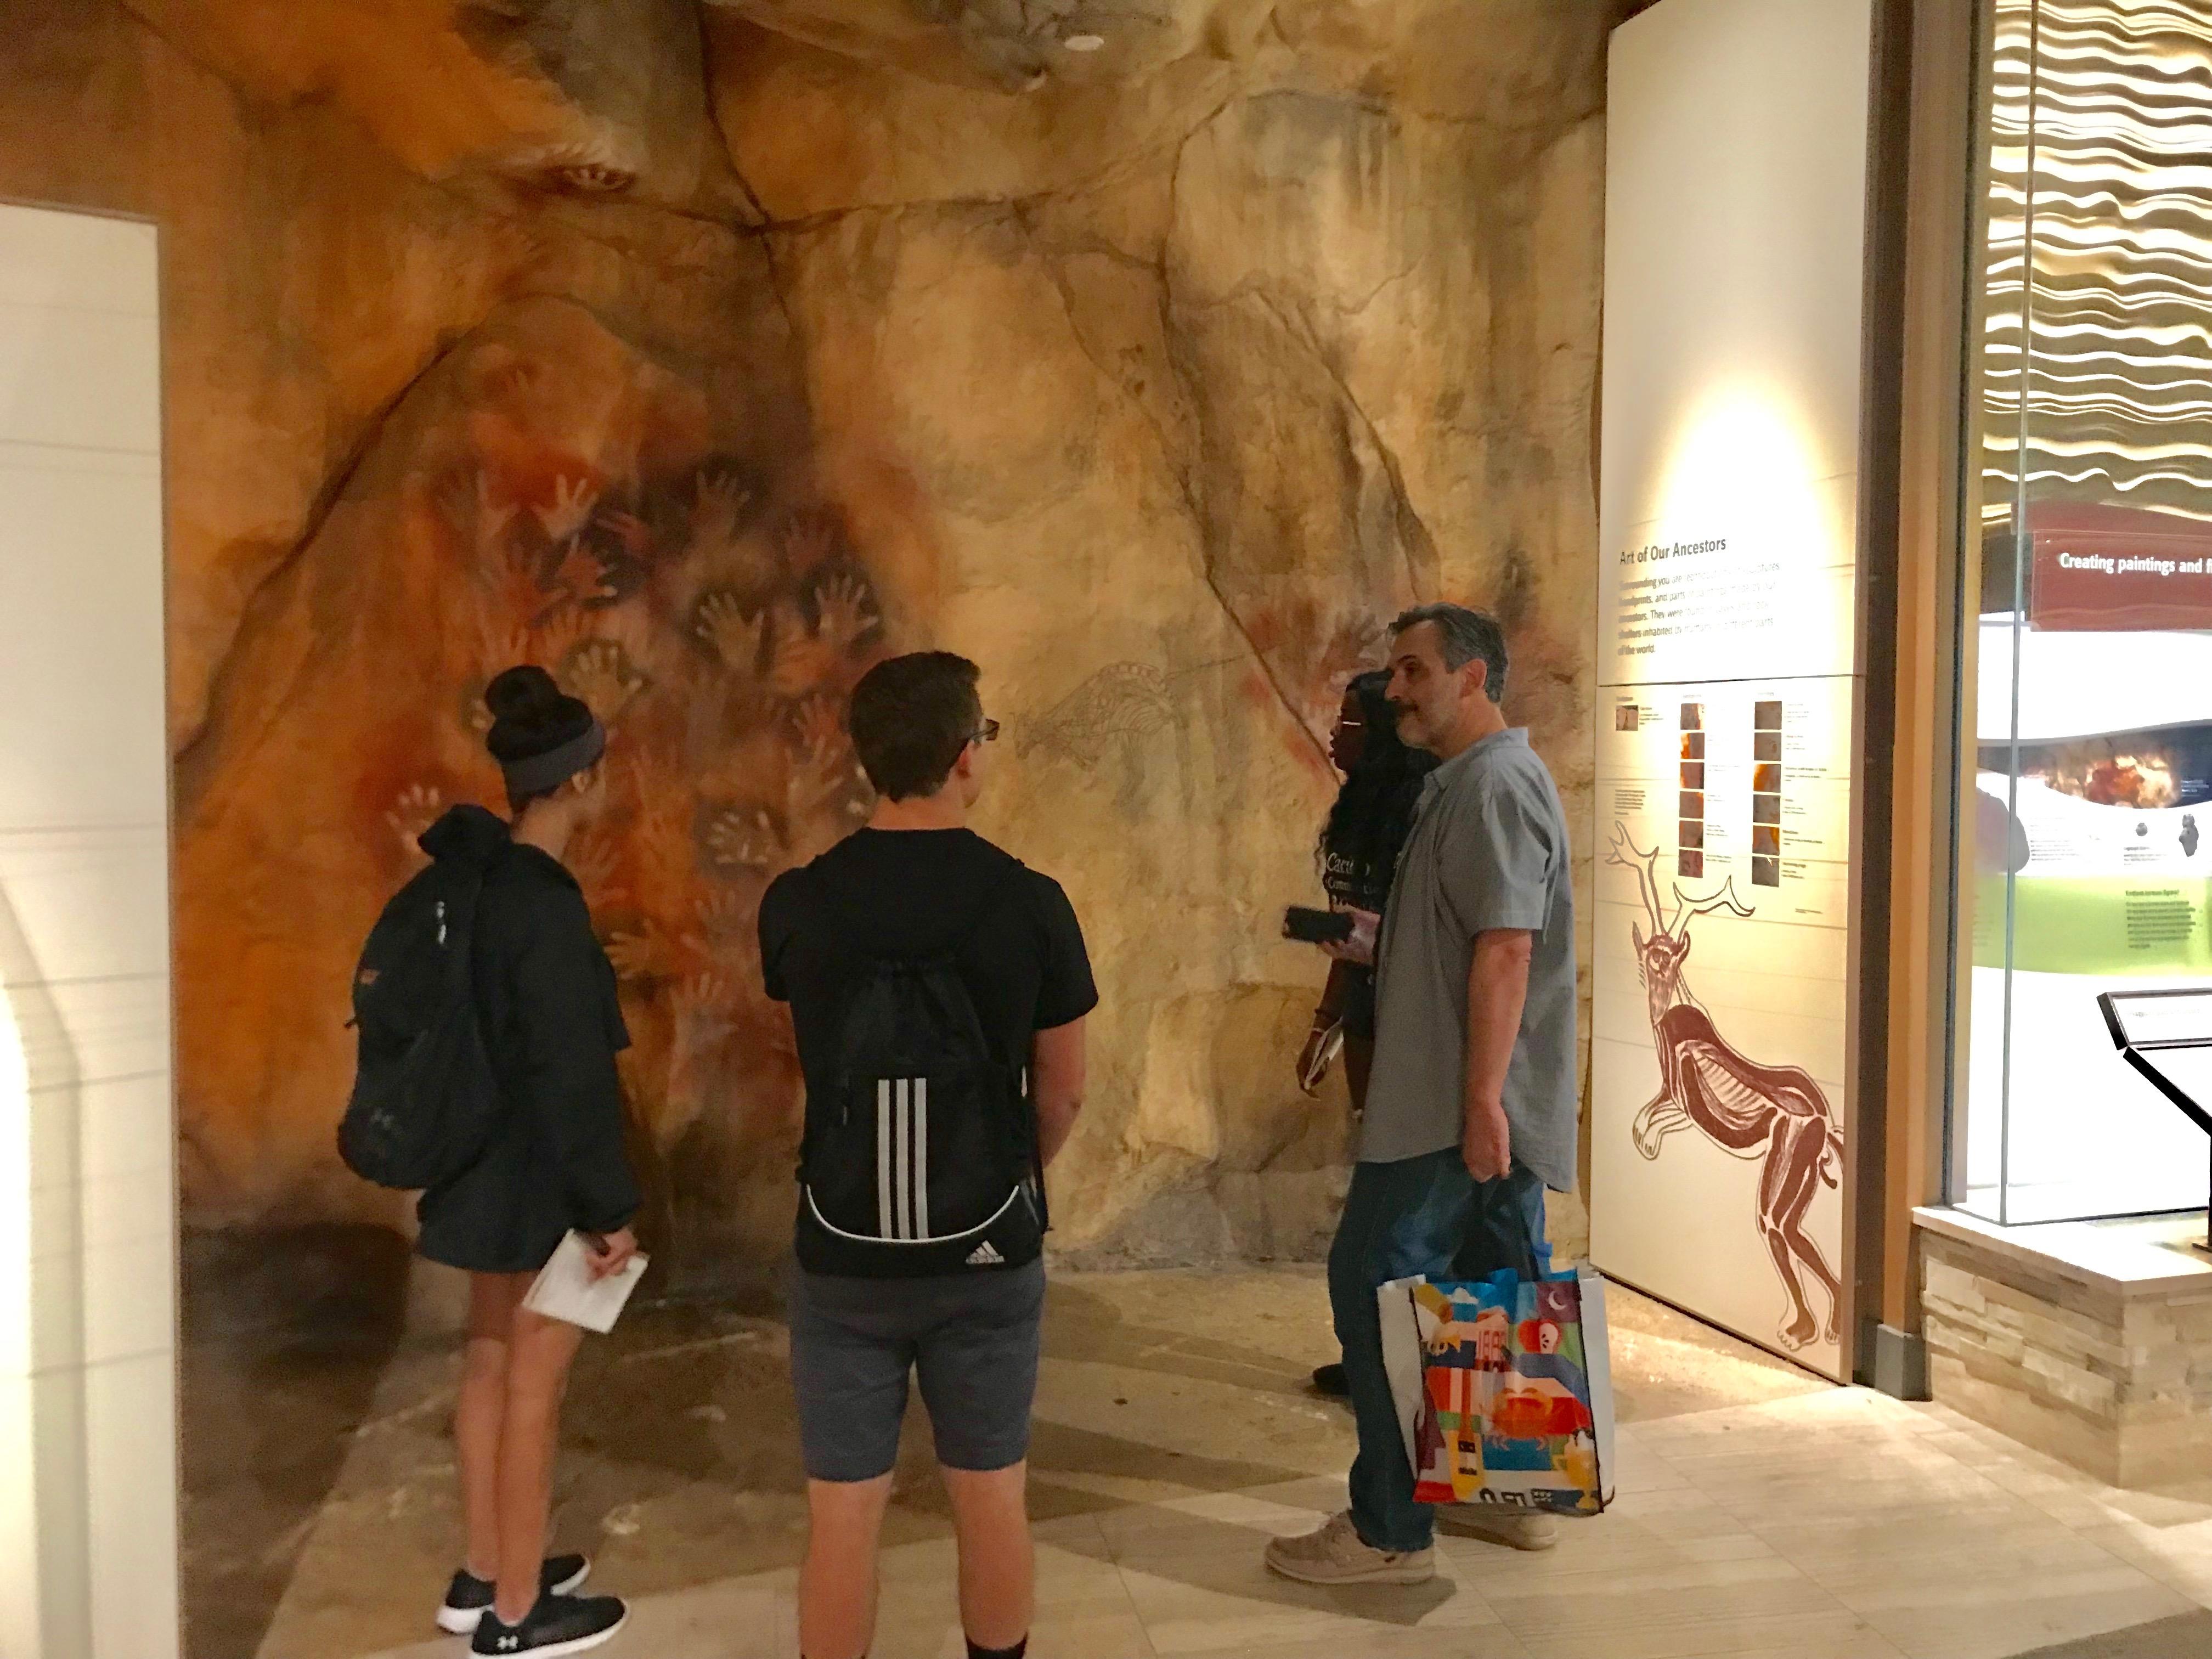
left=787, top=1259, right=1047, bottom=1482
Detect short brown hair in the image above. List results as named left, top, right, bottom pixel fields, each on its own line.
left=848, top=652, right=984, bottom=801
left=1391, top=603, right=1509, bottom=703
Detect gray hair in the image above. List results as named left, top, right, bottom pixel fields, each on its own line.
left=1391, top=603, right=1508, bottom=703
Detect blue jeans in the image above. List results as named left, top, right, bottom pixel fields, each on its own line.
left=1328, top=1151, right=1550, bottom=1553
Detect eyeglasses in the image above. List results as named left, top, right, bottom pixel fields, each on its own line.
left=973, top=719, right=1001, bottom=744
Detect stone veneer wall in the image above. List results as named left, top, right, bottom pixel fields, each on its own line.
left=1922, top=1229, right=2212, bottom=1488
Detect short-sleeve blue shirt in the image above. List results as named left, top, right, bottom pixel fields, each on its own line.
left=1362, top=728, right=1579, bottom=1189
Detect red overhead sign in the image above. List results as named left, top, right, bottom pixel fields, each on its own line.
left=2023, top=504, right=2212, bottom=631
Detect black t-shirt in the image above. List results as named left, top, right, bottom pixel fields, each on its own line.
left=759, top=827, right=1098, bottom=1272
left=1321, top=766, right=1436, bottom=921
left=1322, top=846, right=1395, bottom=916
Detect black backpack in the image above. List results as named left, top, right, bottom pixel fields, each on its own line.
left=800, top=874, right=1044, bottom=1271
left=338, top=833, right=505, bottom=1191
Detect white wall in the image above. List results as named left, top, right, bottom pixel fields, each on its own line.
left=0, top=203, right=179, bottom=1659
left=1590, top=0, right=1875, bottom=1380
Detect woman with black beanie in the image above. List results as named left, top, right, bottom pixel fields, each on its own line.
left=1297, top=668, right=1436, bottom=1397
left=414, top=664, right=640, bottom=1656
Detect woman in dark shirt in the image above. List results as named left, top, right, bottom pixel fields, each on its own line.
left=1298, top=669, right=1436, bottom=1109
left=1299, top=669, right=1434, bottom=1398
left=414, top=665, right=639, bottom=1657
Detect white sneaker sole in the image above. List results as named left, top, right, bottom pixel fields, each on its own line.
left=1264, top=1548, right=1436, bottom=1586
left=436, top=1562, right=592, bottom=1634
left=475, top=1605, right=628, bottom=1657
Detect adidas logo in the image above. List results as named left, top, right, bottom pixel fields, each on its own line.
left=966, top=1241, right=1005, bottom=1266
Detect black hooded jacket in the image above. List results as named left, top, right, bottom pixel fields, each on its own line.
left=413, top=806, right=640, bottom=1274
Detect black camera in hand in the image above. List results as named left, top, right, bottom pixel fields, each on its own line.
left=1283, top=906, right=1354, bottom=945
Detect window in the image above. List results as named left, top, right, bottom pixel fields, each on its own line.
left=1957, top=0, right=2212, bottom=1222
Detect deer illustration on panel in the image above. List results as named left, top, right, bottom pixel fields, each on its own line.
left=1607, top=825, right=1844, bottom=1352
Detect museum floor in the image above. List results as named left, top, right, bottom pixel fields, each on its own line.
left=183, top=1240, right=2212, bottom=1659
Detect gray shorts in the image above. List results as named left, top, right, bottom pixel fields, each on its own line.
left=787, top=1260, right=1047, bottom=1482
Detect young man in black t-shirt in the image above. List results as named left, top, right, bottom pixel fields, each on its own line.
left=759, top=651, right=1096, bottom=1659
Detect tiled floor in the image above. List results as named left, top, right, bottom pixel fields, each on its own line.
left=342, top=1388, right=2211, bottom=1659
left=208, top=1262, right=2210, bottom=1659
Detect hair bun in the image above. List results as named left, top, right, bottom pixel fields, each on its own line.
left=484, top=664, right=563, bottom=726
left=483, top=662, right=599, bottom=777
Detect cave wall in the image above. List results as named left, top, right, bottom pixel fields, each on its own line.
left=0, top=0, right=1615, bottom=1284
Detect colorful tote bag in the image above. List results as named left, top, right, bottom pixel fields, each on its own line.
left=1379, top=1262, right=1616, bottom=1515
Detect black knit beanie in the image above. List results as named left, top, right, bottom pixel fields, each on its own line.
left=484, top=665, right=605, bottom=802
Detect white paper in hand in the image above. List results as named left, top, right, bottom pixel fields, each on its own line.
left=523, top=1231, right=648, bottom=1334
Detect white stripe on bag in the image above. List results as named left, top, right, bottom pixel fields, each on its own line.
left=893, top=1080, right=912, bottom=1240
left=877, top=1080, right=896, bottom=1240
left=913, top=1077, right=929, bottom=1239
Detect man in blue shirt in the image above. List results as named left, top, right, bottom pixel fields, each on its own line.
left=1268, top=604, right=1579, bottom=1585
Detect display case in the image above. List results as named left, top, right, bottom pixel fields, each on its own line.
left=1959, top=0, right=2212, bottom=1223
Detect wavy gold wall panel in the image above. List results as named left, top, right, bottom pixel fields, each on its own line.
left=1984, top=0, right=2212, bottom=528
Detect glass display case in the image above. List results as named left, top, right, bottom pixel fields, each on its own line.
left=1959, top=0, right=2212, bottom=1223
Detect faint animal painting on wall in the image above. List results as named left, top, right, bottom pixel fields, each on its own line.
left=1019, top=663, right=1179, bottom=770
left=1016, top=658, right=1260, bottom=815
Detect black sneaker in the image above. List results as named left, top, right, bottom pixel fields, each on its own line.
left=471, top=1593, right=627, bottom=1657
left=1311, top=1362, right=1350, bottom=1398
left=438, top=1556, right=592, bottom=1634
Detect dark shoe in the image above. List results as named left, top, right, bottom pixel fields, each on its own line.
left=439, top=1558, right=592, bottom=1635
left=1311, top=1362, right=1350, bottom=1398
left=471, top=1593, right=627, bottom=1657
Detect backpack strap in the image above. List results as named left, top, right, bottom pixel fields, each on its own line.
left=947, top=861, right=1054, bottom=1231
left=827, top=854, right=1021, bottom=1065
left=945, top=860, right=1053, bottom=1235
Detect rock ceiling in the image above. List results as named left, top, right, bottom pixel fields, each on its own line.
left=119, top=0, right=1650, bottom=202
left=706, top=0, right=1272, bottom=91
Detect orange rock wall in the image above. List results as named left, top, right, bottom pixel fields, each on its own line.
left=1, top=0, right=1617, bottom=1282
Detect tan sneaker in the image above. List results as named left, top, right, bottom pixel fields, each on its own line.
left=1264, top=1511, right=1436, bottom=1585
left=1436, top=1505, right=1558, bottom=1551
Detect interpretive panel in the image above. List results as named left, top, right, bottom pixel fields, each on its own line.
left=1590, top=0, right=1874, bottom=1380
left=1592, top=680, right=1854, bottom=1370
left=2106, top=990, right=2212, bottom=1052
